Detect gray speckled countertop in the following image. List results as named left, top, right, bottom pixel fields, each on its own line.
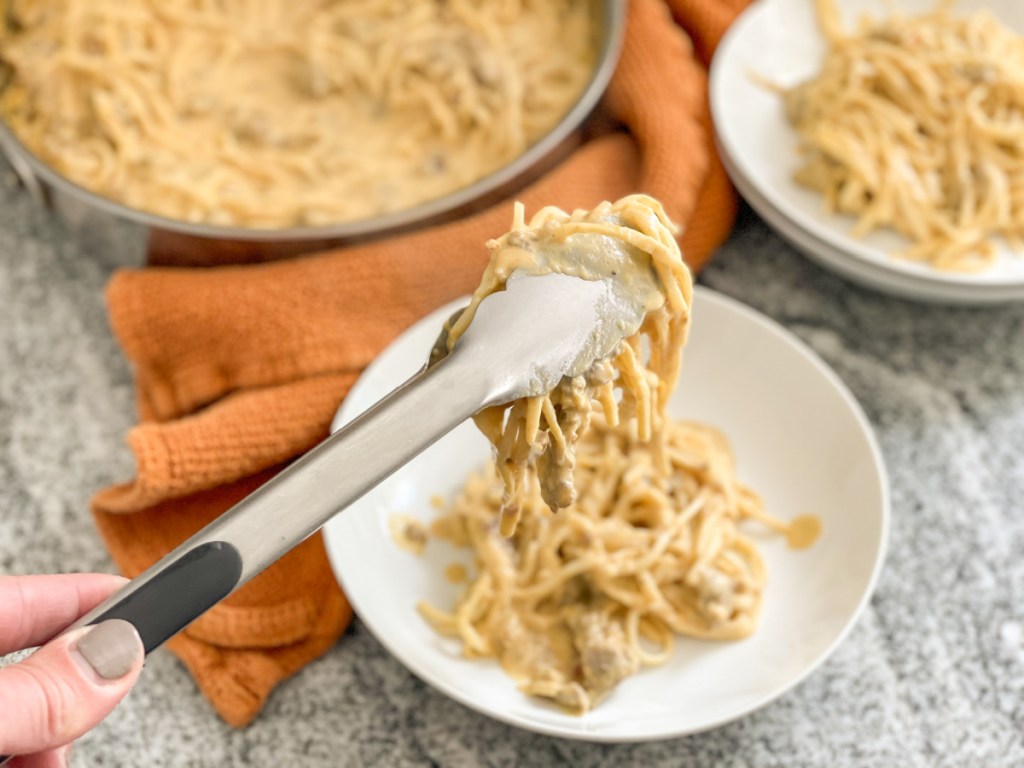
left=1, top=170, right=1023, bottom=767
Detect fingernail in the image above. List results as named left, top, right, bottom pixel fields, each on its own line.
left=73, top=620, right=142, bottom=680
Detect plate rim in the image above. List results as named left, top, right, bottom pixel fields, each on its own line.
left=323, top=286, right=891, bottom=743
left=719, top=143, right=1024, bottom=304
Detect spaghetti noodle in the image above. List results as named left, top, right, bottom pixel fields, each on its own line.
left=446, top=195, right=692, bottom=537
left=782, top=0, right=1024, bottom=271
left=414, top=196, right=815, bottom=713
left=0, top=0, right=596, bottom=227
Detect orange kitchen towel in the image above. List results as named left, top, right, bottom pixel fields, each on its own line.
left=91, top=0, right=751, bottom=727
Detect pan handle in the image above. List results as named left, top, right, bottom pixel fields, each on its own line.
left=0, top=128, right=47, bottom=206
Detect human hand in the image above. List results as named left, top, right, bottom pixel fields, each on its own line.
left=0, top=574, right=144, bottom=767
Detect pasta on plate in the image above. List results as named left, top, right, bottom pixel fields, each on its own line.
left=781, top=0, right=1024, bottom=272
left=409, top=195, right=819, bottom=713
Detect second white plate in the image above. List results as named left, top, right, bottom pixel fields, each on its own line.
left=710, top=0, right=1024, bottom=302
left=323, top=287, right=889, bottom=742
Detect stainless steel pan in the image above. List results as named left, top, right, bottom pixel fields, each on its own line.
left=0, top=0, right=625, bottom=263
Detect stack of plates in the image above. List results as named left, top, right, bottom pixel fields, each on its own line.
left=709, top=0, right=1024, bottom=305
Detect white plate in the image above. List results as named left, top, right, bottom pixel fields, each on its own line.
left=710, top=0, right=1024, bottom=301
left=323, top=289, right=889, bottom=742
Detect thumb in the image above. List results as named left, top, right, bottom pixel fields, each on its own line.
left=0, top=620, right=144, bottom=757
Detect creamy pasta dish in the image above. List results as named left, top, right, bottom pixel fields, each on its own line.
left=409, top=195, right=819, bottom=714
left=0, top=0, right=596, bottom=227
left=781, top=0, right=1024, bottom=271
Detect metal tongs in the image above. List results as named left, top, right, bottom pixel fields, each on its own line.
left=59, top=271, right=641, bottom=654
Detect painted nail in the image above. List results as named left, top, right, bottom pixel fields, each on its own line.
left=74, top=620, right=143, bottom=680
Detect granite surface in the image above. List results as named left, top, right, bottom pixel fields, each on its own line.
left=1, top=169, right=1022, bottom=767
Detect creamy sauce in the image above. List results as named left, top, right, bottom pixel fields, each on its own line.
left=429, top=515, right=469, bottom=548
left=498, top=620, right=585, bottom=711
left=443, top=563, right=469, bottom=584
left=786, top=515, right=823, bottom=550
left=388, top=515, right=428, bottom=555
left=448, top=213, right=664, bottom=358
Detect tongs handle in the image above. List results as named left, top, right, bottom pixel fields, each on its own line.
left=63, top=351, right=495, bottom=654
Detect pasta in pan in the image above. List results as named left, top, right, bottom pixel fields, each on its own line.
left=0, top=0, right=596, bottom=227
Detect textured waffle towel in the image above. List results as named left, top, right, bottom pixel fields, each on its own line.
left=92, top=0, right=751, bottom=727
